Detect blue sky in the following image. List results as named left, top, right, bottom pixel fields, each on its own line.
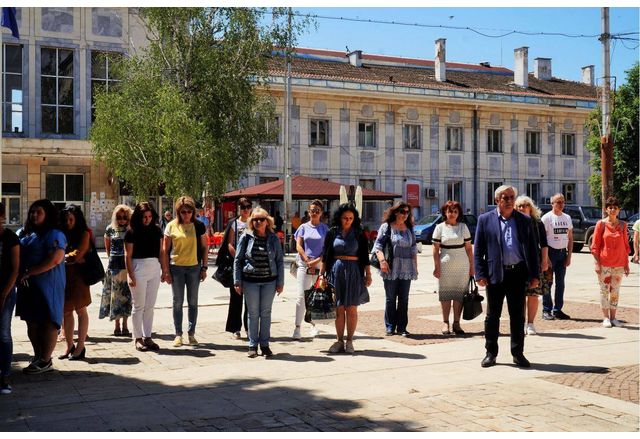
left=292, top=7, right=639, bottom=85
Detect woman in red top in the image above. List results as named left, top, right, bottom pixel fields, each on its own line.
left=590, top=196, right=630, bottom=328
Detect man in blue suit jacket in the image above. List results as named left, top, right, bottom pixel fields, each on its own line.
left=474, top=185, right=540, bottom=368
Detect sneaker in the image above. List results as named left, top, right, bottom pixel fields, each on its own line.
left=345, top=340, right=355, bottom=354
left=328, top=341, right=345, bottom=353
left=0, top=383, right=11, bottom=395
left=188, top=335, right=199, bottom=346
left=553, top=310, right=571, bottom=320
left=610, top=319, right=622, bottom=327
left=309, top=326, right=319, bottom=338
left=234, top=331, right=242, bottom=340
left=602, top=318, right=612, bottom=328
left=173, top=335, right=183, bottom=347
left=292, top=327, right=302, bottom=340
left=526, top=323, right=537, bottom=335
left=248, top=347, right=258, bottom=358
left=23, top=359, right=53, bottom=375
left=542, top=311, right=555, bottom=320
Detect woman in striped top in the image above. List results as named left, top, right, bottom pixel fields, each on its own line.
left=233, top=208, right=284, bottom=358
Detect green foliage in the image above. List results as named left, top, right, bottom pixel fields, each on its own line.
left=90, top=8, right=311, bottom=200
left=586, top=63, right=639, bottom=211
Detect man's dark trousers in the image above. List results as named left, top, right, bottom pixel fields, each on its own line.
left=484, top=263, right=527, bottom=357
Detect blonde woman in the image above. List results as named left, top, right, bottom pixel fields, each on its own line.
left=233, top=208, right=284, bottom=358
left=99, top=205, right=133, bottom=337
left=515, top=196, right=550, bottom=335
left=162, top=196, right=208, bottom=347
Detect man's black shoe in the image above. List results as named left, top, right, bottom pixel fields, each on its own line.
left=553, top=310, right=571, bottom=320
left=481, top=353, right=497, bottom=368
left=512, top=354, right=531, bottom=368
left=541, top=311, right=555, bottom=320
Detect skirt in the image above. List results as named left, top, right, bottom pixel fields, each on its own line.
left=99, top=268, right=132, bottom=319
left=438, top=247, right=469, bottom=302
left=330, top=260, right=369, bottom=307
left=64, top=264, right=92, bottom=313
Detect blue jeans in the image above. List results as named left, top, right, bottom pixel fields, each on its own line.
left=543, top=248, right=567, bottom=312
left=243, top=280, right=277, bottom=348
left=1, top=288, right=17, bottom=377
left=383, top=279, right=411, bottom=333
left=170, top=265, right=201, bottom=335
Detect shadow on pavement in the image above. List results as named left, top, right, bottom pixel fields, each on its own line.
left=356, top=350, right=426, bottom=360
left=1, top=372, right=419, bottom=431
left=531, top=364, right=610, bottom=373
left=268, top=353, right=334, bottom=362
left=536, top=333, right=605, bottom=340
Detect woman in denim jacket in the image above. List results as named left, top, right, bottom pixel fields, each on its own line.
left=233, top=208, right=284, bottom=358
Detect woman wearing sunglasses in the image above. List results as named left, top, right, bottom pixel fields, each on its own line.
left=223, top=197, right=252, bottom=339
left=292, top=199, right=329, bottom=340
left=432, top=200, right=474, bottom=335
left=162, top=196, right=208, bottom=348
left=233, top=208, right=284, bottom=358
left=99, top=204, right=133, bottom=337
left=373, top=202, right=418, bottom=337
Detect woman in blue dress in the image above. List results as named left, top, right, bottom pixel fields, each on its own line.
left=16, top=199, right=66, bottom=374
left=321, top=203, right=372, bottom=354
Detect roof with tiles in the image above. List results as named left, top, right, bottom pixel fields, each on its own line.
left=267, top=48, right=598, bottom=101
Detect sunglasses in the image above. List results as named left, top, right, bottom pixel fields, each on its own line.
left=116, top=215, right=128, bottom=220
left=309, top=209, right=321, bottom=214
left=180, top=210, right=193, bottom=215
left=397, top=209, right=409, bottom=214
left=252, top=218, right=266, bottom=223
left=240, top=205, right=252, bottom=210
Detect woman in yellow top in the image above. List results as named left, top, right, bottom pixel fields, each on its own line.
left=162, top=196, right=208, bottom=347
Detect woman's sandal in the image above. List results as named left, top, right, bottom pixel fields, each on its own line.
left=442, top=321, right=451, bottom=335
left=452, top=322, right=466, bottom=335
left=135, top=339, right=148, bottom=352
left=113, top=327, right=122, bottom=336
left=144, top=338, right=160, bottom=351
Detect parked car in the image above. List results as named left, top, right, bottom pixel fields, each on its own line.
left=625, top=213, right=638, bottom=256
left=539, top=204, right=603, bottom=253
left=414, top=213, right=477, bottom=244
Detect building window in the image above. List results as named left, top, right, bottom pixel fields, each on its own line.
left=447, top=181, right=462, bottom=203
left=41, top=47, right=74, bottom=134
left=2, top=44, right=23, bottom=134
left=487, top=181, right=502, bottom=206
left=359, top=179, right=376, bottom=223
left=562, top=182, right=575, bottom=204
left=526, top=182, right=540, bottom=204
left=526, top=130, right=541, bottom=154
left=261, top=115, right=280, bottom=145
left=91, top=8, right=123, bottom=38
left=403, top=124, right=421, bottom=150
left=487, top=129, right=502, bottom=153
left=91, top=51, right=121, bottom=122
left=1, top=183, right=22, bottom=226
left=358, top=121, right=376, bottom=148
left=561, top=133, right=576, bottom=156
left=310, top=119, right=329, bottom=146
left=446, top=126, right=463, bottom=151
left=259, top=176, right=278, bottom=184
left=41, top=7, right=74, bottom=33
left=46, top=174, right=84, bottom=211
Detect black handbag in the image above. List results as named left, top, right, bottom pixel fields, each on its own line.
left=370, top=224, right=393, bottom=270
left=462, top=277, right=484, bottom=320
left=304, top=276, right=337, bottom=322
left=213, top=264, right=233, bottom=288
left=213, top=220, right=237, bottom=288
left=79, top=241, right=106, bottom=285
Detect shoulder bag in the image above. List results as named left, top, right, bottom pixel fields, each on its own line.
left=80, top=239, right=106, bottom=285
left=370, top=223, right=393, bottom=270
left=212, top=219, right=236, bottom=288
left=462, top=277, right=484, bottom=320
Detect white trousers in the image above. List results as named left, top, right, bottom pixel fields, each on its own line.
left=130, top=258, right=161, bottom=339
left=295, top=260, right=318, bottom=327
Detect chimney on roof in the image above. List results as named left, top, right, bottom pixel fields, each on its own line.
left=582, top=65, right=595, bottom=86
left=534, top=58, right=552, bottom=80
left=514, top=47, right=529, bottom=88
left=435, top=38, right=446, bottom=82
left=347, top=50, right=362, bottom=67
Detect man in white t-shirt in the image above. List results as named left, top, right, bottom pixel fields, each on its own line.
left=540, top=193, right=573, bottom=320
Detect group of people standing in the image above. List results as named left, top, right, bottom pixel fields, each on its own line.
left=0, top=188, right=634, bottom=394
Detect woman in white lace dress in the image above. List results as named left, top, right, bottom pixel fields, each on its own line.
left=432, top=201, right=474, bottom=335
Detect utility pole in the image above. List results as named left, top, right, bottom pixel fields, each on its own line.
left=599, top=7, right=613, bottom=211
left=283, top=8, right=292, bottom=251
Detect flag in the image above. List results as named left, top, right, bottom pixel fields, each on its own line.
left=1, top=7, right=19, bottom=39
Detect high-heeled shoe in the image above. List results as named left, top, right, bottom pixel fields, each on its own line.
left=452, top=322, right=466, bottom=335
left=442, top=321, right=451, bottom=335
left=68, top=347, right=86, bottom=361
left=58, top=345, right=76, bottom=360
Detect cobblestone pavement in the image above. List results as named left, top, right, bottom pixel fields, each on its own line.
left=1, top=250, right=638, bottom=432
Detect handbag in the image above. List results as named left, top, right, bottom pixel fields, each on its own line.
left=290, top=260, right=298, bottom=279
left=79, top=241, right=106, bottom=285
left=213, top=264, right=234, bottom=288
left=213, top=219, right=237, bottom=288
left=304, top=275, right=337, bottom=322
left=370, top=223, right=393, bottom=270
left=462, top=277, right=484, bottom=320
